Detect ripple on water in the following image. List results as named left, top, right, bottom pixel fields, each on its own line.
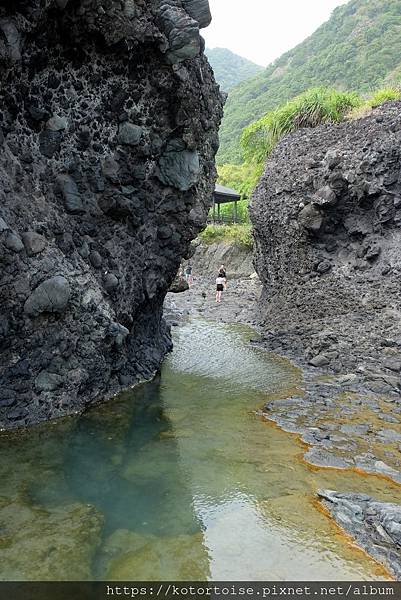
left=0, top=318, right=399, bottom=580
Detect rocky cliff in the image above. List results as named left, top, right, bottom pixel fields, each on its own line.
left=0, top=0, right=223, bottom=428
left=190, top=240, right=254, bottom=279
left=251, top=102, right=401, bottom=386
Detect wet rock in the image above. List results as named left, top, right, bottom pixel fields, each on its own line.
left=0, top=495, right=103, bottom=580
left=100, top=529, right=209, bottom=580
left=24, top=276, right=71, bottom=317
left=304, top=448, right=351, bottom=469
left=318, top=490, right=401, bottom=579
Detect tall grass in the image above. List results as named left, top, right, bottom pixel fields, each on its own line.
left=199, top=224, right=253, bottom=249
left=367, top=87, right=401, bottom=107
left=241, top=88, right=362, bottom=164
left=348, top=87, right=401, bottom=119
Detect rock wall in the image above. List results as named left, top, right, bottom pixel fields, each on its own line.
left=251, top=102, right=401, bottom=379
left=0, top=0, right=223, bottom=428
left=190, top=240, right=254, bottom=279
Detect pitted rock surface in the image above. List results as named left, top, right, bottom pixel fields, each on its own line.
left=0, top=0, right=223, bottom=428
left=251, top=102, right=401, bottom=382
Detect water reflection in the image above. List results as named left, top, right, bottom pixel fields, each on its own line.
left=0, top=319, right=400, bottom=580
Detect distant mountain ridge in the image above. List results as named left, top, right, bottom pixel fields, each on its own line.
left=218, top=0, right=401, bottom=164
left=205, top=47, right=264, bottom=92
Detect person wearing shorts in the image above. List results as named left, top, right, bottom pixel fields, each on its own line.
left=185, top=264, right=193, bottom=287
left=215, top=275, right=226, bottom=303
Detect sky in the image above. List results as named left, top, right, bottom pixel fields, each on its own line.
left=203, top=0, right=349, bottom=66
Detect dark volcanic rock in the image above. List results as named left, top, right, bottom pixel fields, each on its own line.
left=0, top=0, right=223, bottom=428
left=251, top=102, right=401, bottom=376
left=318, top=490, right=401, bottom=579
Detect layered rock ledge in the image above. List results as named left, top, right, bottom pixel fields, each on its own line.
left=319, top=490, right=401, bottom=579
left=0, top=0, right=223, bottom=428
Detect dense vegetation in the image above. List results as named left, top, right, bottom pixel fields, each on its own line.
left=205, top=48, right=263, bottom=92
left=241, top=88, right=362, bottom=165
left=199, top=224, right=253, bottom=248
left=218, top=0, right=401, bottom=165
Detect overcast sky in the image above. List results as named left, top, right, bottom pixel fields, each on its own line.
left=203, top=0, right=348, bottom=66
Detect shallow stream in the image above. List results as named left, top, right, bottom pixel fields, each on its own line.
left=1, top=319, right=401, bottom=580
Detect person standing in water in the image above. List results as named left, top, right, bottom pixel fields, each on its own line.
left=215, top=273, right=226, bottom=303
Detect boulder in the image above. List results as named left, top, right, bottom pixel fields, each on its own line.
left=39, top=130, right=62, bottom=158
left=3, top=231, right=24, bottom=252
left=24, top=276, right=71, bottom=317
left=46, top=115, right=68, bottom=131
left=182, top=0, right=212, bottom=28
left=35, top=371, right=64, bottom=392
left=56, top=174, right=84, bottom=214
left=21, top=232, right=46, bottom=256
left=309, top=354, right=330, bottom=367
left=298, top=204, right=323, bottom=232
left=169, top=274, right=189, bottom=293
left=314, top=185, right=337, bottom=207
left=104, top=273, right=119, bottom=293
left=158, top=139, right=200, bottom=191
left=117, top=122, right=143, bottom=146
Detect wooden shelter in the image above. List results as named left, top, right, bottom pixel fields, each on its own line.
left=211, top=184, right=242, bottom=223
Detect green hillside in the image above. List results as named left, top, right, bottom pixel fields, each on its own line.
left=218, top=0, right=401, bottom=164
left=205, top=47, right=264, bottom=92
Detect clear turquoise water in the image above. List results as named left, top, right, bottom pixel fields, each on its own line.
left=0, top=319, right=399, bottom=580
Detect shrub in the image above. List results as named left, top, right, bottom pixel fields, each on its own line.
left=199, top=224, right=253, bottom=249
left=367, top=87, right=401, bottom=107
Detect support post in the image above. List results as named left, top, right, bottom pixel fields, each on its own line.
left=217, top=202, right=220, bottom=223
left=234, top=200, right=238, bottom=224
left=212, top=198, right=216, bottom=223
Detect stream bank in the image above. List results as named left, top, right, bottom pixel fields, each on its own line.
left=2, top=317, right=401, bottom=580
left=165, top=240, right=401, bottom=578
